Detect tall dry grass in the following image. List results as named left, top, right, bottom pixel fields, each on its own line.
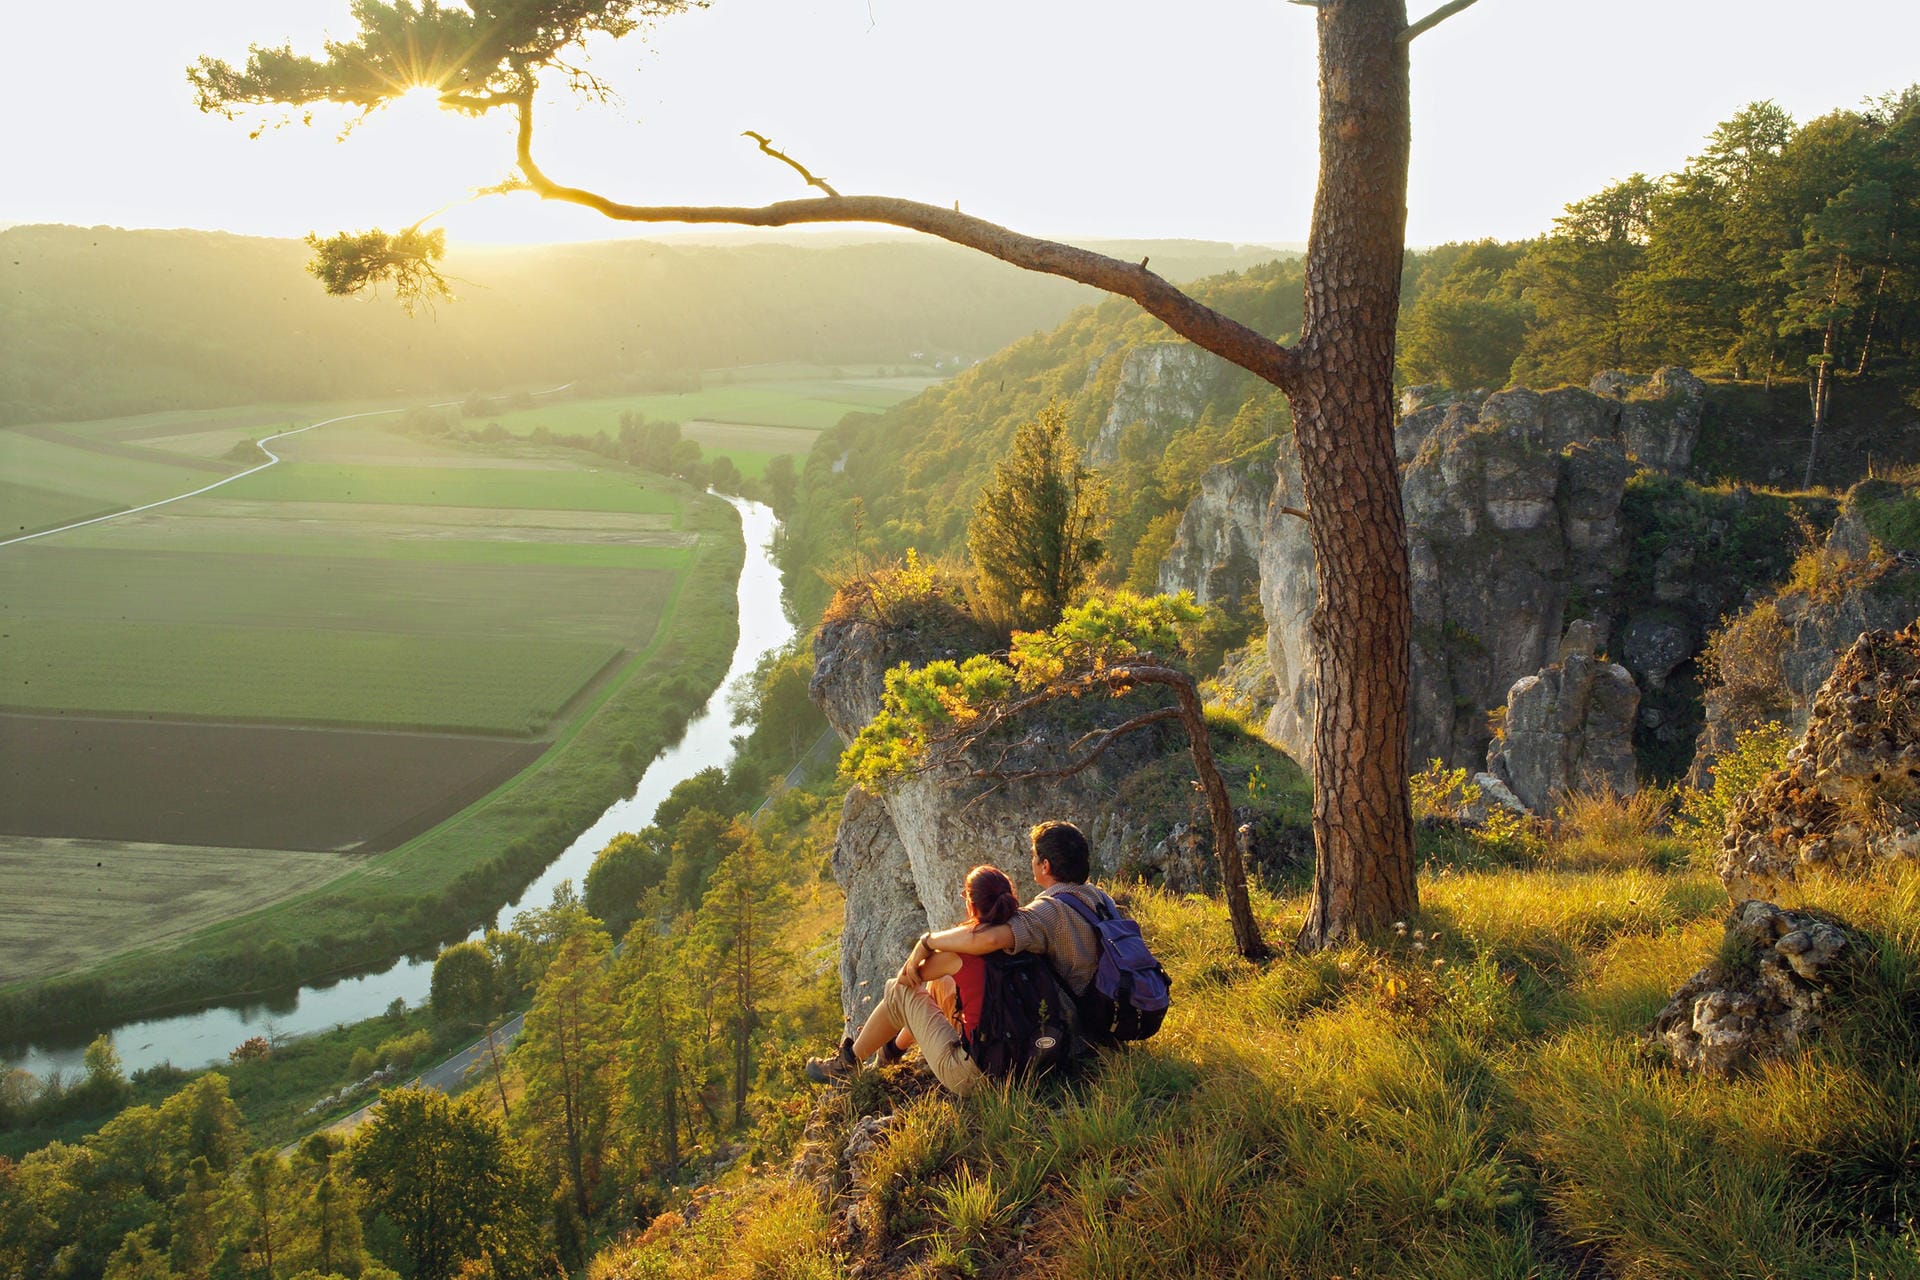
left=600, top=814, right=1920, bottom=1279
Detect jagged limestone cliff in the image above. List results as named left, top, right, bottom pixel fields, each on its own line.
left=1157, top=452, right=1275, bottom=612
left=1257, top=370, right=1706, bottom=771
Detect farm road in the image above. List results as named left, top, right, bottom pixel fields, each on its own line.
left=301, top=1012, right=526, bottom=1150
left=0, top=385, right=570, bottom=550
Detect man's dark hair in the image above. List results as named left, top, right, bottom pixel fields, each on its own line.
left=1029, top=820, right=1091, bottom=884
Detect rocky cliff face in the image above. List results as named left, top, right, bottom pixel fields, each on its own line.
left=1717, top=623, right=1920, bottom=900
left=1485, top=648, right=1640, bottom=814
left=810, top=613, right=1196, bottom=1028
left=1260, top=372, right=1705, bottom=770
left=1086, top=342, right=1242, bottom=467
left=1158, top=452, right=1275, bottom=611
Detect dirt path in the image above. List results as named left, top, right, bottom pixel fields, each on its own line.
left=0, top=384, right=571, bottom=550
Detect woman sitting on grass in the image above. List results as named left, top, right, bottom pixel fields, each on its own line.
left=807, top=864, right=1020, bottom=1096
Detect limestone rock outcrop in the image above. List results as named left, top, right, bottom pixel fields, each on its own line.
left=1158, top=451, right=1275, bottom=612
left=811, top=612, right=1193, bottom=1028
left=1717, top=623, right=1920, bottom=899
left=1262, top=370, right=1707, bottom=769
left=1696, top=481, right=1920, bottom=780
left=1485, top=649, right=1641, bottom=814
left=1648, top=900, right=1854, bottom=1075
left=830, top=788, right=927, bottom=1031
left=1086, top=342, right=1241, bottom=466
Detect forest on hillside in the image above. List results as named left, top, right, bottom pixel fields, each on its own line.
left=782, top=88, right=1920, bottom=615
left=1401, top=88, right=1920, bottom=398
left=0, top=228, right=1282, bottom=427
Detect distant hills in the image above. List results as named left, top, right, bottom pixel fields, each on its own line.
left=0, top=225, right=1288, bottom=426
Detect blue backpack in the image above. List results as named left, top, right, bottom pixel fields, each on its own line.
left=1057, top=890, right=1171, bottom=1043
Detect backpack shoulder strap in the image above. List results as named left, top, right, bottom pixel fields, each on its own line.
left=1055, top=886, right=1117, bottom=925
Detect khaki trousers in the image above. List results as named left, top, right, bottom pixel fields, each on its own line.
left=877, top=977, right=987, bottom=1096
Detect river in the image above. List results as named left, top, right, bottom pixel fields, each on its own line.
left=6, top=496, right=792, bottom=1080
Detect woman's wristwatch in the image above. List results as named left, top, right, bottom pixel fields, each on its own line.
left=913, top=932, right=934, bottom=970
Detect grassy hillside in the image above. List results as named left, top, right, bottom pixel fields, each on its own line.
left=596, top=803, right=1920, bottom=1280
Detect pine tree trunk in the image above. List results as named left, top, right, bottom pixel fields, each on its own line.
left=1292, top=0, right=1419, bottom=949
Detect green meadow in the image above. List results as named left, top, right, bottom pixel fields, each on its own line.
left=220, top=461, right=682, bottom=512
left=1, top=620, right=622, bottom=733
left=0, top=546, right=678, bottom=645
left=481, top=376, right=936, bottom=435
left=0, top=429, right=238, bottom=534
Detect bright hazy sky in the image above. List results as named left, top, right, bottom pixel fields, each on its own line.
left=8, top=1, right=1920, bottom=249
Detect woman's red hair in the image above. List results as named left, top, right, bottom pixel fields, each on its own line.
left=965, top=864, right=1018, bottom=929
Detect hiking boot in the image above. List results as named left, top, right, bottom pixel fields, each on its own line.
left=804, top=1037, right=858, bottom=1084
left=877, top=1039, right=907, bottom=1067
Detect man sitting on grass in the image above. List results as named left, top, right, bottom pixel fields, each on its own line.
left=805, top=820, right=1106, bottom=1094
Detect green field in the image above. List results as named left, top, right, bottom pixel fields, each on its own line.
left=2, top=620, right=623, bottom=732
left=58, top=523, right=692, bottom=568
left=482, top=374, right=940, bottom=436
left=32, top=399, right=398, bottom=444
left=0, top=429, right=240, bottom=532
left=0, top=546, right=677, bottom=645
left=220, top=462, right=682, bottom=512
left=0, top=402, right=746, bottom=1028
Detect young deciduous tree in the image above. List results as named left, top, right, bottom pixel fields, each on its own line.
left=351, top=1088, right=535, bottom=1280
left=967, top=403, right=1108, bottom=629
left=194, top=0, right=1482, bottom=947
left=430, top=939, right=499, bottom=1028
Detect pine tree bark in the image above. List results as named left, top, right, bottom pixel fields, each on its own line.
left=1292, top=0, right=1420, bottom=947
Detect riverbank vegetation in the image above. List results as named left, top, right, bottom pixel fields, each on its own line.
left=0, top=759, right=849, bottom=1279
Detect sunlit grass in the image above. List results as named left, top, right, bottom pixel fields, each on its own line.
left=613, top=826, right=1920, bottom=1279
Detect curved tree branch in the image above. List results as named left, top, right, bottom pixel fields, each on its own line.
left=975, top=707, right=1184, bottom=783
left=888, top=650, right=1270, bottom=959
left=510, top=96, right=1301, bottom=393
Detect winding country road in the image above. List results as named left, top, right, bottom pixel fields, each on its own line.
left=0, top=385, right=571, bottom=550
left=302, top=1012, right=527, bottom=1149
